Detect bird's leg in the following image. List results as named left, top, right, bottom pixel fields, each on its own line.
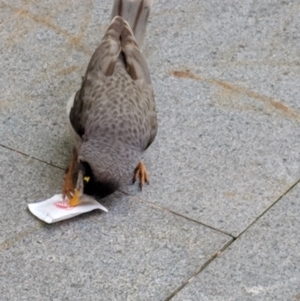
left=62, top=147, right=78, bottom=200
left=133, top=161, right=149, bottom=190
left=68, top=169, right=85, bottom=207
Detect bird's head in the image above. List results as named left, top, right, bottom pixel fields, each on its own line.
left=76, top=141, right=121, bottom=200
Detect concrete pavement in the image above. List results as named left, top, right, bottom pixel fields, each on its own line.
left=1, top=0, right=300, bottom=300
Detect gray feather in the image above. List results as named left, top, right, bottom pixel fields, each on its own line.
left=68, top=0, right=157, bottom=190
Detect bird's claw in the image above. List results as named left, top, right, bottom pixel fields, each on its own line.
left=133, top=162, right=149, bottom=190
left=68, top=189, right=81, bottom=207
left=62, top=178, right=75, bottom=201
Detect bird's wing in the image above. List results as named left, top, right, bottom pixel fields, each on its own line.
left=120, top=20, right=157, bottom=150
left=69, top=2, right=156, bottom=146
left=146, top=106, right=158, bottom=150
left=69, top=16, right=124, bottom=138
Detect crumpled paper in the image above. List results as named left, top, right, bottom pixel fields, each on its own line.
left=28, top=194, right=108, bottom=224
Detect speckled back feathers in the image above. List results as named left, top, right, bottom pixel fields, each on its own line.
left=69, top=0, right=157, bottom=188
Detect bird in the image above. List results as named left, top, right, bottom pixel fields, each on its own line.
left=62, top=0, right=157, bottom=206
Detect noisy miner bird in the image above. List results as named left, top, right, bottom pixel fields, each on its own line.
left=62, top=0, right=157, bottom=206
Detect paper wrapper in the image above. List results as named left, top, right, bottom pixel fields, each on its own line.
left=28, top=194, right=108, bottom=224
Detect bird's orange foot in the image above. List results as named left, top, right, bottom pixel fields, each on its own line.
left=63, top=147, right=78, bottom=200
left=68, top=189, right=81, bottom=207
left=62, top=175, right=75, bottom=201
left=133, top=162, right=149, bottom=190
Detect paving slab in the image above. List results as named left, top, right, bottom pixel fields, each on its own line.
left=0, top=2, right=17, bottom=23
left=1, top=0, right=300, bottom=300
left=1, top=0, right=299, bottom=243
left=139, top=0, right=300, bottom=236
left=0, top=1, right=89, bottom=168
left=0, top=194, right=231, bottom=301
left=141, top=72, right=300, bottom=237
left=0, top=146, right=64, bottom=245
left=172, top=182, right=300, bottom=301
left=0, top=0, right=125, bottom=168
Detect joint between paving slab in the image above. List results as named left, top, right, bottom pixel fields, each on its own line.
left=133, top=196, right=235, bottom=238
left=0, top=143, right=65, bottom=171
left=163, top=178, right=300, bottom=300
left=233, top=177, right=300, bottom=239
left=164, top=238, right=234, bottom=301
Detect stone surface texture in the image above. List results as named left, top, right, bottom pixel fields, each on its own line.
left=172, top=183, right=300, bottom=301
left=1, top=0, right=299, bottom=300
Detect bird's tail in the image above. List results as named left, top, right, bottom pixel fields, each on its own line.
left=111, top=0, right=153, bottom=48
